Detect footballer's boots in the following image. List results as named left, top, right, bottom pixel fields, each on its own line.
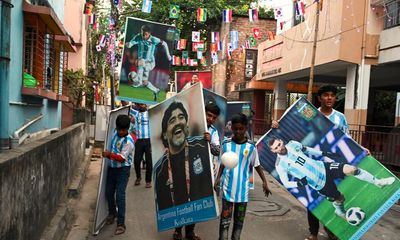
left=153, top=88, right=160, bottom=102
left=332, top=201, right=346, bottom=219
left=375, top=177, right=395, bottom=188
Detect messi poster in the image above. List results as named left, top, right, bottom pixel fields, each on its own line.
left=118, top=17, right=175, bottom=104
left=148, top=83, right=218, bottom=231
left=256, top=97, right=400, bottom=240
left=176, top=71, right=213, bottom=92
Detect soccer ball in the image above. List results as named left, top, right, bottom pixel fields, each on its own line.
left=128, top=71, right=141, bottom=87
left=345, top=207, right=365, bottom=226
left=221, top=151, right=239, bottom=169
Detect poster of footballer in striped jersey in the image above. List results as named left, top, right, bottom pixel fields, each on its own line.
left=148, top=83, right=218, bottom=231
left=119, top=17, right=175, bottom=104
left=256, top=97, right=399, bottom=240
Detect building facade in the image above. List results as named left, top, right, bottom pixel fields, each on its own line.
left=0, top=0, right=86, bottom=150
left=257, top=0, right=400, bottom=128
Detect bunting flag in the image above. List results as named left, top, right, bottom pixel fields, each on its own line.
left=182, top=51, right=189, bottom=59
left=169, top=4, right=180, bottom=19
left=211, top=52, right=218, bottom=65
left=211, top=32, right=219, bottom=43
left=226, top=43, right=232, bottom=60
left=197, top=51, right=203, bottom=60
left=96, top=45, right=102, bottom=52
left=172, top=56, right=181, bottom=66
left=211, top=43, right=217, bottom=53
left=223, top=9, right=232, bottom=23
left=142, top=0, right=152, bottom=13
left=197, top=8, right=207, bottom=22
left=93, top=22, right=99, bottom=30
left=192, top=31, right=200, bottom=43
left=179, top=39, right=187, bottom=49
left=231, top=41, right=238, bottom=50
left=296, top=0, right=306, bottom=16
left=217, top=41, right=222, bottom=51
left=248, top=36, right=257, bottom=47
left=244, top=39, right=250, bottom=49
left=249, top=9, right=258, bottom=22
left=268, top=31, right=275, bottom=40
left=113, top=0, right=119, bottom=5
left=192, top=41, right=205, bottom=52
left=280, top=21, right=285, bottom=30
left=174, top=29, right=181, bottom=41
left=189, top=59, right=198, bottom=67
left=253, top=28, right=261, bottom=39
left=83, top=3, right=93, bottom=15
left=274, top=7, right=283, bottom=19
left=200, top=56, right=207, bottom=66
left=99, top=34, right=107, bottom=47
left=88, top=14, right=96, bottom=25
left=230, top=31, right=239, bottom=43
left=181, top=57, right=189, bottom=66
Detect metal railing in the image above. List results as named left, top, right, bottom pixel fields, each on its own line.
left=349, top=124, right=400, bottom=168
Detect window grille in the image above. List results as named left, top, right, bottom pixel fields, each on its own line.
left=384, top=0, right=400, bottom=29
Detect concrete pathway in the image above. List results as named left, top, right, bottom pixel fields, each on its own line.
left=65, top=147, right=400, bottom=240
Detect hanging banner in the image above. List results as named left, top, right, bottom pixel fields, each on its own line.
left=119, top=17, right=175, bottom=104
left=256, top=97, right=400, bottom=240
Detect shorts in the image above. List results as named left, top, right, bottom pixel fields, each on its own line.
left=318, top=162, right=345, bottom=201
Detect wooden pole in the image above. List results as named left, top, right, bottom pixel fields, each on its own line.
left=307, top=2, right=321, bottom=101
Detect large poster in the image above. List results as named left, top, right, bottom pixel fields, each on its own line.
left=203, top=88, right=227, bottom=143
left=256, top=97, right=400, bottom=240
left=118, top=17, right=175, bottom=104
left=176, top=71, right=212, bottom=92
left=149, top=83, right=218, bottom=231
left=93, top=106, right=130, bottom=235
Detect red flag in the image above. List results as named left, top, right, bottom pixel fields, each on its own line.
left=268, top=31, right=275, bottom=40
left=253, top=28, right=261, bottom=39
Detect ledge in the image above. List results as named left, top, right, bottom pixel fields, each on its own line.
left=21, top=87, right=58, bottom=101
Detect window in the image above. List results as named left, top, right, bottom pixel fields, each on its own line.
left=23, top=13, right=68, bottom=96
left=384, top=0, right=400, bottom=29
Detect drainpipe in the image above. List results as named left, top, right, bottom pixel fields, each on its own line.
left=0, top=0, right=14, bottom=150
left=11, top=114, right=44, bottom=148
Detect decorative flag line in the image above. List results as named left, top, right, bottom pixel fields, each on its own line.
left=197, top=8, right=207, bottom=22
left=192, top=31, right=200, bottom=43
left=169, top=4, right=180, bottom=19
left=249, top=8, right=258, bottom=22
left=223, top=9, right=232, bottom=23
left=142, top=0, right=152, bottom=13
left=211, top=31, right=219, bottom=43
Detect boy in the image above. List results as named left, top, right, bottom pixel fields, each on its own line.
left=102, top=115, right=135, bottom=235
left=214, top=113, right=271, bottom=240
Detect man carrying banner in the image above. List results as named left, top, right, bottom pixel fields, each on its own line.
left=270, top=85, right=381, bottom=240
left=126, top=24, right=172, bottom=101
left=268, top=137, right=395, bottom=214
left=154, top=101, right=213, bottom=240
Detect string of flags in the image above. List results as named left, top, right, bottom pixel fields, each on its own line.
left=88, top=1, right=279, bottom=69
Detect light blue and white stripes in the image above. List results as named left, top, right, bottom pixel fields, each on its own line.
left=130, top=109, right=150, bottom=139
left=220, top=140, right=259, bottom=203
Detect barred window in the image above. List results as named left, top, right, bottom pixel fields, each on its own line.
left=384, top=0, right=400, bottom=29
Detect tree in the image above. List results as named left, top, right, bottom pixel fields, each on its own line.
left=64, top=69, right=95, bottom=109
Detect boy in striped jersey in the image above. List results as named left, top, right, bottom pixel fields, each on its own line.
left=102, top=115, right=135, bottom=235
left=126, top=24, right=172, bottom=101
left=130, top=103, right=153, bottom=188
left=214, top=113, right=271, bottom=240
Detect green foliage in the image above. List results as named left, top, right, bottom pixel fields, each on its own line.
left=64, top=69, right=94, bottom=109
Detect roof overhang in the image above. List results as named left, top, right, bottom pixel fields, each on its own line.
left=55, top=35, right=76, bottom=52
left=23, top=1, right=66, bottom=35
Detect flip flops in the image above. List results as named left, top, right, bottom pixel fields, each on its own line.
left=173, top=231, right=183, bottom=240
left=115, top=224, right=126, bottom=235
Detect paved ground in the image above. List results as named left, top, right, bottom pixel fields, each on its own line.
left=65, top=147, right=400, bottom=240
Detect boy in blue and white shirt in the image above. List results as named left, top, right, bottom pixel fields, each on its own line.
left=214, top=113, right=271, bottom=240
left=130, top=103, right=153, bottom=188
left=103, top=115, right=135, bottom=235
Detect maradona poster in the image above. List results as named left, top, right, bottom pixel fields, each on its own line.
left=256, top=97, right=400, bottom=240
left=149, top=83, right=218, bottom=231
left=118, top=17, right=175, bottom=104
